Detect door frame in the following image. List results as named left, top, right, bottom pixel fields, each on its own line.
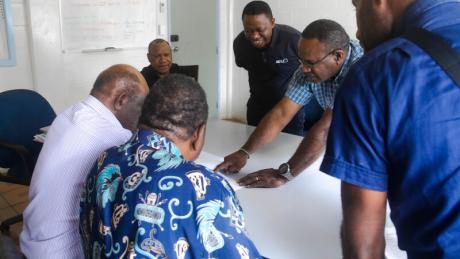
left=167, top=0, right=233, bottom=119
left=216, top=0, right=233, bottom=119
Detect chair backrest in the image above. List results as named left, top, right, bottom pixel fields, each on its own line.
left=179, top=65, right=199, bottom=81
left=0, top=89, right=56, bottom=171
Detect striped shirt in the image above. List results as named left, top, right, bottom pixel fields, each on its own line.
left=286, top=40, right=363, bottom=109
left=20, top=96, right=131, bottom=259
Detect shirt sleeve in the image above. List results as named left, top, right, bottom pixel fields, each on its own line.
left=320, top=65, right=389, bottom=192
left=285, top=67, right=313, bottom=105
left=233, top=35, right=244, bottom=68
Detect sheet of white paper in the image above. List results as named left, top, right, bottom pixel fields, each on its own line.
left=195, top=151, right=243, bottom=191
left=33, top=133, right=46, bottom=143
left=40, top=126, right=50, bottom=133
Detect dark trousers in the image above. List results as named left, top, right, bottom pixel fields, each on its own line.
left=247, top=98, right=323, bottom=136
left=302, top=98, right=324, bottom=131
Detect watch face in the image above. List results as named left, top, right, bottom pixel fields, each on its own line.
left=279, top=163, right=288, bottom=174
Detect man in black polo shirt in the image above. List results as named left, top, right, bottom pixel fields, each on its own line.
left=140, top=39, right=197, bottom=88
left=234, top=1, right=322, bottom=136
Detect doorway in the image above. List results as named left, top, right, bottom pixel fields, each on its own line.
left=168, top=0, right=219, bottom=117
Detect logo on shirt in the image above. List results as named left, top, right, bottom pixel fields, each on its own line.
left=275, top=58, right=289, bottom=64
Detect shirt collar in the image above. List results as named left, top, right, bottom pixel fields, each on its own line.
left=135, top=128, right=183, bottom=159
left=83, top=95, right=127, bottom=131
left=267, top=24, right=280, bottom=50
left=332, top=40, right=363, bottom=84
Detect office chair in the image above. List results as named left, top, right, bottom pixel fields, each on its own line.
left=0, top=89, right=56, bottom=233
left=179, top=65, right=199, bottom=81
left=0, top=233, right=23, bottom=258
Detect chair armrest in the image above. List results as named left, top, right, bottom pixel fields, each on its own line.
left=0, top=140, right=30, bottom=158
left=0, top=140, right=32, bottom=184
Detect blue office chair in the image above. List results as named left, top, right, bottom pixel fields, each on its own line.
left=0, top=89, right=56, bottom=233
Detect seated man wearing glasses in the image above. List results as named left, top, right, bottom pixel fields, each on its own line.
left=215, top=19, right=363, bottom=188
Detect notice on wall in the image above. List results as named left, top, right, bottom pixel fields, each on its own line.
left=59, top=0, right=157, bottom=52
left=0, top=0, right=6, bottom=59
left=0, top=0, right=15, bottom=66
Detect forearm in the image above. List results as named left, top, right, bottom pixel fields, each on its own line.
left=242, top=112, right=286, bottom=153
left=342, top=183, right=387, bottom=259
left=242, top=98, right=300, bottom=153
left=288, top=109, right=332, bottom=175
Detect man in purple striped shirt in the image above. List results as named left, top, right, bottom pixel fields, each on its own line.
left=20, top=64, right=149, bottom=258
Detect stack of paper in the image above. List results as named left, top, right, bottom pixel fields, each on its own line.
left=33, top=125, right=50, bottom=143
left=33, top=133, right=47, bottom=143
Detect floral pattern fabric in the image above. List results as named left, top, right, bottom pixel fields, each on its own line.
left=80, top=129, right=262, bottom=259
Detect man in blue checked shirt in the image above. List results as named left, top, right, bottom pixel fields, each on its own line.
left=80, top=74, right=262, bottom=258
left=216, top=19, right=363, bottom=188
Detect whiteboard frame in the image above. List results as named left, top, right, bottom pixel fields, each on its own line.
left=57, top=0, right=158, bottom=53
left=0, top=0, right=16, bottom=66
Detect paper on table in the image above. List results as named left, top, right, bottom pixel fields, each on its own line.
left=33, top=133, right=47, bottom=143
left=33, top=125, right=50, bottom=143
left=40, top=126, right=50, bottom=132
left=195, top=151, right=243, bottom=191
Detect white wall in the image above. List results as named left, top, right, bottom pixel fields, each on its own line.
left=0, top=0, right=33, bottom=92
left=0, top=0, right=167, bottom=113
left=169, top=0, right=218, bottom=118
left=27, top=0, right=168, bottom=113
left=229, top=0, right=357, bottom=122
left=0, top=0, right=356, bottom=118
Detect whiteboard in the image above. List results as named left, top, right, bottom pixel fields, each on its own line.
left=27, top=0, right=168, bottom=112
left=59, top=0, right=158, bottom=52
left=0, top=0, right=15, bottom=66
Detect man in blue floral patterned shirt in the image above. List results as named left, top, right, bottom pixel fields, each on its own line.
left=80, top=74, right=262, bottom=258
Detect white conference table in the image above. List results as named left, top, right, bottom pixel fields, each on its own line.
left=202, top=119, right=342, bottom=259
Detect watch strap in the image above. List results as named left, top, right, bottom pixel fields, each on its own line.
left=283, top=171, right=295, bottom=181
left=278, top=162, right=295, bottom=181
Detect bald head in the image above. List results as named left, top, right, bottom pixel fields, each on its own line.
left=91, top=64, right=149, bottom=131
left=148, top=39, right=170, bottom=53
left=91, top=64, right=146, bottom=95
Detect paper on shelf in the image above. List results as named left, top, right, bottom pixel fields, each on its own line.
left=195, top=151, right=243, bottom=191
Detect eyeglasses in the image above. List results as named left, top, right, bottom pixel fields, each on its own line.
left=298, top=42, right=350, bottom=68
left=298, top=49, right=337, bottom=68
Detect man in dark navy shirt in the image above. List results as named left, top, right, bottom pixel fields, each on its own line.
left=321, top=0, right=460, bottom=258
left=140, top=39, right=198, bottom=88
left=233, top=1, right=322, bottom=136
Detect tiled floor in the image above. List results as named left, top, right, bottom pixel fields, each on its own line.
left=0, top=181, right=29, bottom=246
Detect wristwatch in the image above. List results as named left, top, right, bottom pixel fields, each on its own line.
left=277, top=162, right=295, bottom=181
